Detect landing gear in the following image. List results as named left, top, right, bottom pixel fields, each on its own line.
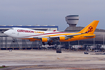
left=56, top=45, right=62, bottom=53
left=42, top=42, right=45, bottom=45
left=12, top=39, right=16, bottom=42
left=12, top=38, right=16, bottom=42
left=42, top=40, right=54, bottom=45
left=47, top=41, right=53, bottom=45
left=84, top=52, right=88, bottom=54
left=41, top=41, right=62, bottom=53
left=56, top=42, right=62, bottom=53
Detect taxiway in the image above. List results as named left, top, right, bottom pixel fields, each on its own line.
left=0, top=50, right=105, bottom=70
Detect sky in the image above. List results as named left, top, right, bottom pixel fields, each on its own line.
left=0, top=0, right=105, bottom=30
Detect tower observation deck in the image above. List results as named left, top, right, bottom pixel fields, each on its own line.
left=65, top=15, right=79, bottom=27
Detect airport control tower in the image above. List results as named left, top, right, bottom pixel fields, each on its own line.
left=65, top=15, right=105, bottom=42
left=65, top=15, right=79, bottom=27
left=65, top=15, right=80, bottom=32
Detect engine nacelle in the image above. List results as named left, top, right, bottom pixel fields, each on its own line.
left=59, top=36, right=66, bottom=41
left=41, top=38, right=48, bottom=42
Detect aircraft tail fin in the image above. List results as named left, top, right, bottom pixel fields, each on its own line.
left=79, top=20, right=99, bottom=34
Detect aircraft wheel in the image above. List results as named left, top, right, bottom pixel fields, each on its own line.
left=84, top=52, right=88, bottom=54
left=12, top=40, right=15, bottom=42
left=42, top=42, right=45, bottom=45
left=56, top=47, right=62, bottom=53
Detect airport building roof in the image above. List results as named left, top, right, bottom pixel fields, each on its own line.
left=0, top=25, right=58, bottom=28
left=0, top=25, right=58, bottom=32
left=65, top=26, right=105, bottom=32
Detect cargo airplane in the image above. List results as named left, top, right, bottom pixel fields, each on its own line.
left=4, top=20, right=99, bottom=45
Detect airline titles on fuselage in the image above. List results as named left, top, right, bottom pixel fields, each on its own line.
left=17, top=29, right=44, bottom=34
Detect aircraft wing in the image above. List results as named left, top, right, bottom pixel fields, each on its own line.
left=33, top=33, right=82, bottom=41
left=66, top=33, right=82, bottom=38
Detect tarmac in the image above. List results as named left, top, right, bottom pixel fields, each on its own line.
left=0, top=50, right=105, bottom=70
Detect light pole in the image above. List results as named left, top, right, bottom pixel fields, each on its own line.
left=93, top=37, right=95, bottom=46
left=103, top=33, right=104, bottom=45
left=68, top=42, right=70, bottom=50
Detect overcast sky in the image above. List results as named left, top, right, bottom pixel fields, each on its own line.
left=0, top=0, right=105, bottom=30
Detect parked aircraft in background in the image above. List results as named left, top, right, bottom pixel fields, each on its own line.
left=4, top=20, right=99, bottom=45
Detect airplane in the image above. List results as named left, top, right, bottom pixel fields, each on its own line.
left=4, top=20, right=99, bottom=45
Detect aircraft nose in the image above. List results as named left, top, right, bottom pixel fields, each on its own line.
left=4, top=31, right=7, bottom=34
left=4, top=31, right=9, bottom=35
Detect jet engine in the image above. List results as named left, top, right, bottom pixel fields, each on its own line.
left=41, top=38, right=48, bottom=42
left=59, top=36, right=66, bottom=41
